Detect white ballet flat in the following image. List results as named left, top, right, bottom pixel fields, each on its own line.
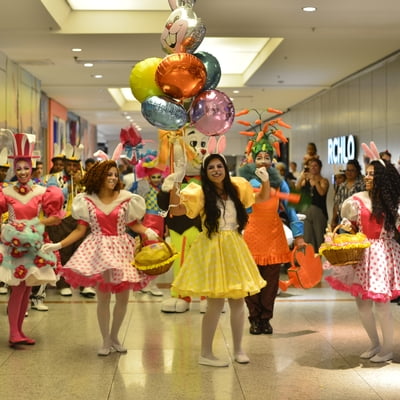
left=198, top=356, right=229, bottom=367
left=112, top=343, right=128, bottom=353
left=360, top=346, right=381, bottom=359
left=97, top=347, right=111, bottom=356
left=370, top=352, right=393, bottom=363
left=234, top=353, right=250, bottom=364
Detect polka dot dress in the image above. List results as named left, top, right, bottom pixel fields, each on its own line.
left=60, top=193, right=153, bottom=293
left=172, top=199, right=266, bottom=299
left=325, top=194, right=400, bottom=302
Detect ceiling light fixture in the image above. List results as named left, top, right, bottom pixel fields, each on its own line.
left=92, top=74, right=103, bottom=79
left=302, top=6, right=317, bottom=12
left=83, top=63, right=94, bottom=67
left=74, top=56, right=139, bottom=65
left=67, top=0, right=169, bottom=11
left=72, top=48, right=82, bottom=52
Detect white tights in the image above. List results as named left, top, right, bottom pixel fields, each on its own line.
left=355, top=297, right=393, bottom=356
left=96, top=289, right=130, bottom=348
left=201, top=298, right=246, bottom=360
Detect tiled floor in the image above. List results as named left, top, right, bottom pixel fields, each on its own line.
left=1, top=270, right=400, bottom=400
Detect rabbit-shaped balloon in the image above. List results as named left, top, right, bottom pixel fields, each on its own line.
left=161, top=0, right=206, bottom=54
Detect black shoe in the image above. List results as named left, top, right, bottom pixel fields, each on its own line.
left=261, top=319, right=273, bottom=334
left=80, top=287, right=96, bottom=298
left=390, top=296, right=400, bottom=303
left=249, top=319, right=262, bottom=335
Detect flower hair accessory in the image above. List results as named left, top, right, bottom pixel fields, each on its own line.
left=361, top=141, right=385, bottom=167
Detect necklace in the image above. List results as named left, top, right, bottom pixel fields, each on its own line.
left=14, top=180, right=34, bottom=195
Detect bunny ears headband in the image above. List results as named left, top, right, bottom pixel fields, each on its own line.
left=361, top=141, right=386, bottom=167
left=93, top=142, right=124, bottom=162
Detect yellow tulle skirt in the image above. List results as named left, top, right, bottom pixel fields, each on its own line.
left=172, top=230, right=266, bottom=299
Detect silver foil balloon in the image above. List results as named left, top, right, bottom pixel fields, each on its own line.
left=161, top=3, right=206, bottom=54
left=141, top=96, right=188, bottom=130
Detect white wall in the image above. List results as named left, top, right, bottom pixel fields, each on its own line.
left=280, top=53, right=400, bottom=218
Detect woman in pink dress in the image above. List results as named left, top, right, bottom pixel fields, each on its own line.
left=42, top=160, right=158, bottom=356
left=325, top=154, right=400, bottom=363
left=0, top=133, right=64, bottom=346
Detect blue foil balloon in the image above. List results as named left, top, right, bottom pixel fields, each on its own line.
left=194, top=51, right=221, bottom=90
left=141, top=96, right=188, bottom=130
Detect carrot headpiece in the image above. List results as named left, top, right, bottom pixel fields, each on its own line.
left=236, top=108, right=291, bottom=161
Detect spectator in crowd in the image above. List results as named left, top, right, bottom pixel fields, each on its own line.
left=296, top=158, right=329, bottom=252
left=331, top=159, right=365, bottom=229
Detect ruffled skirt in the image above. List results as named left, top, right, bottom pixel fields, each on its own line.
left=60, top=233, right=153, bottom=293
left=325, top=238, right=400, bottom=302
left=0, top=218, right=59, bottom=286
left=172, top=230, right=266, bottom=299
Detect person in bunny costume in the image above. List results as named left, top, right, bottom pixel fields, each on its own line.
left=42, top=159, right=159, bottom=356
left=157, top=127, right=209, bottom=313
left=169, top=153, right=270, bottom=366
left=325, top=142, right=400, bottom=363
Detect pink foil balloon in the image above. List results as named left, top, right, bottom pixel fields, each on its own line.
left=189, top=90, right=235, bottom=136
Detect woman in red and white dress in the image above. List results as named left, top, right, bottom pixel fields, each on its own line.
left=42, top=160, right=158, bottom=356
left=325, top=154, right=400, bottom=363
left=0, top=132, right=63, bottom=346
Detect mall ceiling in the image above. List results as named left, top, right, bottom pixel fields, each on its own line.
left=1, top=0, right=400, bottom=144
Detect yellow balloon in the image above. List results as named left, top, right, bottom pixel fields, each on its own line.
left=129, top=57, right=164, bottom=103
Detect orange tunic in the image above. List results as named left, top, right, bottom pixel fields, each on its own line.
left=244, top=194, right=290, bottom=266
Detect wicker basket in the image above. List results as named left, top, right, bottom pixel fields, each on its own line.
left=134, top=239, right=179, bottom=276
left=319, top=224, right=370, bottom=266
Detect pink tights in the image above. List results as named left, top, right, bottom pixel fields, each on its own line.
left=8, top=282, right=32, bottom=342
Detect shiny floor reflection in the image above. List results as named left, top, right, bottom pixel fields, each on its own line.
left=1, top=272, right=400, bottom=400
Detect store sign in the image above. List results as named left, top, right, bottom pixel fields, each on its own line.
left=328, top=135, right=356, bottom=164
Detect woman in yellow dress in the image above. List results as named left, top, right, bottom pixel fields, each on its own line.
left=169, top=153, right=270, bottom=367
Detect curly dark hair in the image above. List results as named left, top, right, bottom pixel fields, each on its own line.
left=200, top=154, right=249, bottom=238
left=369, top=160, right=400, bottom=232
left=82, top=160, right=122, bottom=194
left=347, top=159, right=362, bottom=177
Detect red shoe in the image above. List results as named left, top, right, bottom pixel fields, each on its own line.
left=9, top=337, right=27, bottom=346
left=9, top=336, right=36, bottom=346
left=21, top=336, right=36, bottom=345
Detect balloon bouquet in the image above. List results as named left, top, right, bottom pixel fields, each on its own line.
left=128, top=0, right=236, bottom=313
left=129, top=0, right=235, bottom=160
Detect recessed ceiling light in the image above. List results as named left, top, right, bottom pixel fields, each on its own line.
left=72, top=48, right=82, bottom=52
left=84, top=63, right=94, bottom=67
left=302, top=6, right=317, bottom=12
left=92, top=74, right=103, bottom=79
left=67, top=0, right=170, bottom=11
left=233, top=90, right=240, bottom=94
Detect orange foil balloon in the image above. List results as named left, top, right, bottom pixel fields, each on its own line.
left=156, top=53, right=206, bottom=99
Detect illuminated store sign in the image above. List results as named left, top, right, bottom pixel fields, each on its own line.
left=328, top=135, right=356, bottom=164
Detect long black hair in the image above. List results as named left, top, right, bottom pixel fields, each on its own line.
left=369, top=160, right=400, bottom=232
left=200, top=154, right=249, bottom=238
